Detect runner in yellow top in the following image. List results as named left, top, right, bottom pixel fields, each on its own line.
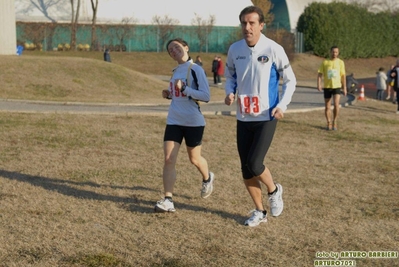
left=317, top=46, right=347, bottom=130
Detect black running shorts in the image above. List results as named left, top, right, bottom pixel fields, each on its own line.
left=323, top=88, right=341, bottom=99
left=164, top=125, right=204, bottom=147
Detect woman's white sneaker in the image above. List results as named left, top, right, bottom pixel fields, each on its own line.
left=269, top=183, right=283, bottom=217
left=244, top=210, right=267, bottom=227
left=201, top=172, right=215, bottom=198
left=154, top=198, right=176, bottom=213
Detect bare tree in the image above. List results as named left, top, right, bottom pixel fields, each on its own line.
left=18, top=22, right=51, bottom=49
left=70, top=0, right=81, bottom=50
left=251, top=0, right=274, bottom=26
left=17, top=0, right=69, bottom=22
left=97, top=23, right=113, bottom=51
left=16, top=0, right=69, bottom=50
left=151, top=15, right=179, bottom=52
left=114, top=17, right=138, bottom=52
left=90, top=0, right=98, bottom=50
left=191, top=13, right=216, bottom=53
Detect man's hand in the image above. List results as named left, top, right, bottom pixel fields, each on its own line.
left=317, top=74, right=323, bottom=92
left=224, top=93, right=235, bottom=106
left=271, top=107, right=284, bottom=120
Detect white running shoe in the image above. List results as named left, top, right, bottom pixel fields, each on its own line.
left=269, top=183, right=284, bottom=217
left=154, top=198, right=175, bottom=213
left=201, top=172, right=215, bottom=198
left=244, top=210, right=267, bottom=227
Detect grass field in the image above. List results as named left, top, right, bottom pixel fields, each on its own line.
left=0, top=51, right=398, bottom=266
left=1, top=51, right=397, bottom=103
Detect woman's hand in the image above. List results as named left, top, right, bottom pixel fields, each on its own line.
left=162, top=89, right=171, bottom=99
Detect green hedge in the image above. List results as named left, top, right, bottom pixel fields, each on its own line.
left=297, top=2, right=399, bottom=58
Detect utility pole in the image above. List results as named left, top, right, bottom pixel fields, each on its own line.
left=0, top=0, right=17, bottom=55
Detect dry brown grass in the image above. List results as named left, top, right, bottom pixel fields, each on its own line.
left=0, top=51, right=230, bottom=103
left=1, top=51, right=397, bottom=103
left=0, top=51, right=398, bottom=266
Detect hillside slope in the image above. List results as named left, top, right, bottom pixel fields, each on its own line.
left=0, top=55, right=169, bottom=103
left=1, top=52, right=397, bottom=103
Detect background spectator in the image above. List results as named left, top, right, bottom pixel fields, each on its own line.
left=216, top=56, right=224, bottom=85
left=211, top=55, right=219, bottom=85
left=104, top=49, right=111, bottom=62
left=375, top=67, right=387, bottom=100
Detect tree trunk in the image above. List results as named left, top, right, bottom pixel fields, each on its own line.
left=90, top=0, right=98, bottom=51
left=70, top=0, right=81, bottom=51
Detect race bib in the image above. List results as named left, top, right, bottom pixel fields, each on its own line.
left=238, top=94, right=261, bottom=116
left=327, top=69, right=338, bottom=79
left=170, top=79, right=187, bottom=98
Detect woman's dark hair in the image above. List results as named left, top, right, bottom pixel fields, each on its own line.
left=166, top=38, right=189, bottom=53
left=239, top=6, right=265, bottom=23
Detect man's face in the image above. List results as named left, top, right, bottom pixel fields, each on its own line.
left=330, top=48, right=339, bottom=59
left=240, top=12, right=264, bottom=46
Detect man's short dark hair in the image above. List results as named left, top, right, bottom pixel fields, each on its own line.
left=330, top=45, right=339, bottom=51
left=239, top=6, right=265, bottom=24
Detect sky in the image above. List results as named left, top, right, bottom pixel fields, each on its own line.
left=96, top=0, right=253, bottom=26
left=15, top=0, right=254, bottom=26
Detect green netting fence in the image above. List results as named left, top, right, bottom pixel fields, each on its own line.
left=16, top=22, right=241, bottom=53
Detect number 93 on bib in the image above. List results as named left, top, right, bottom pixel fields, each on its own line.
left=238, top=94, right=264, bottom=117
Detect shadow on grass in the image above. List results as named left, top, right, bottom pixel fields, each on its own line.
left=0, top=168, right=156, bottom=206
left=0, top=169, right=246, bottom=224
left=125, top=201, right=248, bottom=224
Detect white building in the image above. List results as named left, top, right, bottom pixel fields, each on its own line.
left=1, top=0, right=17, bottom=55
